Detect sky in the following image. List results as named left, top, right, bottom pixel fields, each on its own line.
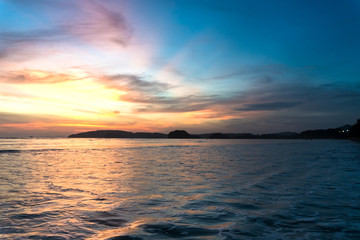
left=1, top=0, right=360, bottom=137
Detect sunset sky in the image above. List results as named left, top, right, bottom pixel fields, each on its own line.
left=1, top=0, right=360, bottom=137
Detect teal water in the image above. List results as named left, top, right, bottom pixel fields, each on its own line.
left=0, top=138, right=359, bottom=239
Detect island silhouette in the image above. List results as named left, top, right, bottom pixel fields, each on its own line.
left=68, top=119, right=360, bottom=139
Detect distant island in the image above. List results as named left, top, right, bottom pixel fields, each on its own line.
left=68, top=119, right=360, bottom=139
left=68, top=130, right=167, bottom=138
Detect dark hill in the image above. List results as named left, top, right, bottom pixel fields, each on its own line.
left=134, top=132, right=167, bottom=138
left=168, top=130, right=193, bottom=138
left=350, top=119, right=360, bottom=138
left=68, top=130, right=166, bottom=138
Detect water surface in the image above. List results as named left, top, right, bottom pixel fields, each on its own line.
left=1, top=138, right=359, bottom=239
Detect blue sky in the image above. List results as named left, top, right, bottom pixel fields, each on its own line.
left=0, top=0, right=360, bottom=136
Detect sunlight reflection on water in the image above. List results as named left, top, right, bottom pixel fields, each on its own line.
left=1, top=138, right=360, bottom=239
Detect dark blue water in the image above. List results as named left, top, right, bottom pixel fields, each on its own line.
left=0, top=138, right=359, bottom=239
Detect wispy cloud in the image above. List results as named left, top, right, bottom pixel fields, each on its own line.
left=71, top=0, right=132, bottom=47
left=0, top=28, right=67, bottom=62
left=103, top=74, right=170, bottom=93
left=0, top=112, right=50, bottom=125
left=0, top=70, right=84, bottom=84
left=236, top=101, right=302, bottom=111
left=0, top=0, right=132, bottom=62
left=0, top=29, right=65, bottom=47
left=94, top=73, right=223, bottom=114
left=132, top=94, right=221, bottom=113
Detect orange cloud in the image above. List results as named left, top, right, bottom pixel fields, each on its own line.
left=0, top=70, right=85, bottom=84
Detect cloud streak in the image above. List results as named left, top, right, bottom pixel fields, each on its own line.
left=0, top=70, right=85, bottom=84
left=236, top=101, right=302, bottom=111
left=0, top=0, right=132, bottom=62
left=72, top=0, right=132, bottom=47
left=131, top=95, right=221, bottom=113
left=103, top=74, right=170, bottom=93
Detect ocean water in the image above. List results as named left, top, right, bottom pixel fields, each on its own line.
left=0, top=138, right=360, bottom=240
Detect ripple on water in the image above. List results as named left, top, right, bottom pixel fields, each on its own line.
left=105, top=236, right=144, bottom=240
left=227, top=202, right=261, bottom=210
left=178, top=208, right=236, bottom=225
left=1, top=138, right=360, bottom=239
left=141, top=223, right=218, bottom=238
left=0, top=227, right=26, bottom=234
left=79, top=210, right=127, bottom=227
left=220, top=223, right=267, bottom=239
left=26, top=235, right=68, bottom=240
left=10, top=210, right=64, bottom=223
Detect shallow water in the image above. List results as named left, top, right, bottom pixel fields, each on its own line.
left=0, top=138, right=360, bottom=239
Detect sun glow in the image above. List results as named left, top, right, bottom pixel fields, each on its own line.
left=1, top=72, right=135, bottom=121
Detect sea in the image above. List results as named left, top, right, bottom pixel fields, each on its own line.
left=0, top=138, right=359, bottom=240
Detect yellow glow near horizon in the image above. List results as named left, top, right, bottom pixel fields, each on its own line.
left=1, top=74, right=135, bottom=121
left=0, top=66, right=243, bottom=136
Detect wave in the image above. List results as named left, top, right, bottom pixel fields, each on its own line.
left=141, top=223, right=218, bottom=238
left=0, top=149, right=21, bottom=153
left=0, top=149, right=65, bottom=154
